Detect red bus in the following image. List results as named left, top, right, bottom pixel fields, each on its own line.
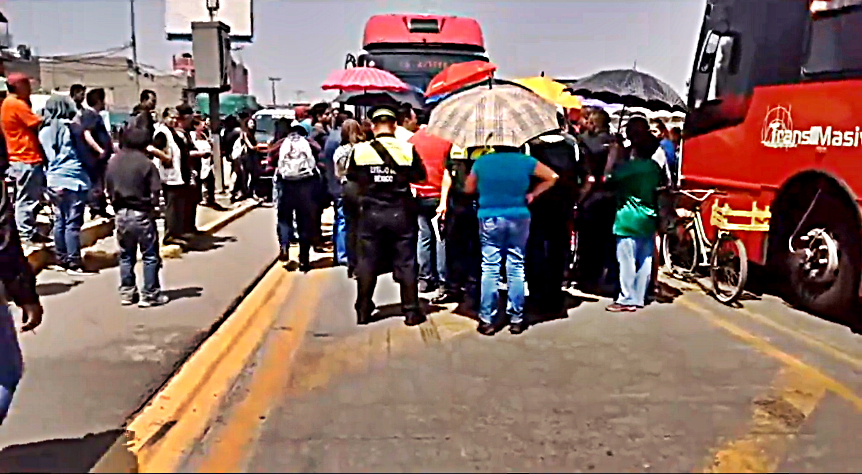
left=349, top=14, right=489, bottom=91
left=682, top=0, right=862, bottom=323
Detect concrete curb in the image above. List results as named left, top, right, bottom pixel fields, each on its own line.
left=25, top=218, right=115, bottom=275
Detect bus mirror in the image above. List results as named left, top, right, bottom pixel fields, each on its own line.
left=698, top=31, right=721, bottom=73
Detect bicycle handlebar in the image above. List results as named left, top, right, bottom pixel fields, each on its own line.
left=671, top=189, right=727, bottom=202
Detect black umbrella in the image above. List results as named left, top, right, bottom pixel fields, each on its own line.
left=562, top=69, right=686, bottom=113
left=334, top=90, right=425, bottom=109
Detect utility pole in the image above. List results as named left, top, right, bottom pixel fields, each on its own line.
left=130, top=0, right=140, bottom=93
left=268, top=77, right=281, bottom=106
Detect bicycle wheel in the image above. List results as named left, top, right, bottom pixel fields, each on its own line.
left=710, top=235, right=748, bottom=304
left=662, top=222, right=699, bottom=276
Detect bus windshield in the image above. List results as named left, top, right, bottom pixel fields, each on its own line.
left=361, top=52, right=487, bottom=90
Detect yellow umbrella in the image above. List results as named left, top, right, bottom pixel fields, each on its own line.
left=514, top=76, right=582, bottom=110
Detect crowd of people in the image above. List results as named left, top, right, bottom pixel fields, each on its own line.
left=261, top=96, right=682, bottom=334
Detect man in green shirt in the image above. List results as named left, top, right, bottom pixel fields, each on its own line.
left=605, top=116, right=664, bottom=312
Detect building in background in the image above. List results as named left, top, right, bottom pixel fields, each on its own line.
left=172, top=52, right=250, bottom=95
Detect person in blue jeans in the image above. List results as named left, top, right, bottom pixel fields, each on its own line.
left=39, top=95, right=94, bottom=276
left=106, top=127, right=169, bottom=307
left=465, top=146, right=558, bottom=336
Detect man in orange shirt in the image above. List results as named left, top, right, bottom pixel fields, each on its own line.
left=1, top=73, right=46, bottom=247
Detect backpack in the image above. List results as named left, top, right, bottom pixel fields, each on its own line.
left=276, top=137, right=314, bottom=180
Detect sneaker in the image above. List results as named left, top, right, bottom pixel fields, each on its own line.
left=66, top=266, right=98, bottom=276
left=418, top=280, right=435, bottom=294
left=431, top=291, right=461, bottom=305
left=606, top=303, right=637, bottom=313
left=120, top=293, right=139, bottom=306
left=138, top=293, right=169, bottom=308
left=277, top=248, right=290, bottom=262
left=46, top=264, right=67, bottom=272
left=30, top=233, right=53, bottom=244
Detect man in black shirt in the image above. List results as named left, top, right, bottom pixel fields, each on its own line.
left=80, top=88, right=115, bottom=219
left=525, top=112, right=584, bottom=316
left=106, top=127, right=168, bottom=308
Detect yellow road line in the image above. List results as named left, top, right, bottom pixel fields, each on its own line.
left=703, top=366, right=827, bottom=473
left=195, top=311, right=476, bottom=472
left=678, top=298, right=862, bottom=412
left=733, top=305, right=862, bottom=371
left=96, top=263, right=295, bottom=473
left=195, top=271, right=327, bottom=473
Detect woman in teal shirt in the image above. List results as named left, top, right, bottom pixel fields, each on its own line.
left=464, top=146, right=557, bottom=335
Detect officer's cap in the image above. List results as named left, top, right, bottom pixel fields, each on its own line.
left=369, top=104, right=398, bottom=122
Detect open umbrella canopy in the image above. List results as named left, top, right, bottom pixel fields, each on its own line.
left=514, top=76, right=582, bottom=110
left=427, top=83, right=559, bottom=149
left=322, top=67, right=410, bottom=93
left=564, top=69, right=686, bottom=112
left=425, top=61, right=497, bottom=97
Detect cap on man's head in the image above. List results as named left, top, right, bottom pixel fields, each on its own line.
left=6, top=73, right=29, bottom=88
left=369, top=104, right=397, bottom=122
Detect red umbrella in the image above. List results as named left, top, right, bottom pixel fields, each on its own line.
left=321, top=67, right=410, bottom=92
left=425, top=61, right=497, bottom=97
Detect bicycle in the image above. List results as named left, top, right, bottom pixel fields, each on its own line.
left=661, top=189, right=749, bottom=305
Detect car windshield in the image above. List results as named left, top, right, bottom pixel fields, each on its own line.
left=254, top=115, right=276, bottom=142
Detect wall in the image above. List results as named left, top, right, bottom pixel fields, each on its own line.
left=38, top=56, right=187, bottom=113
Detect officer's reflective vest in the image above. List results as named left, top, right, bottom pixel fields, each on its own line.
left=352, top=137, right=415, bottom=167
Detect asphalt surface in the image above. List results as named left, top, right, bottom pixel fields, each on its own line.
left=177, top=263, right=862, bottom=472
left=0, top=204, right=276, bottom=472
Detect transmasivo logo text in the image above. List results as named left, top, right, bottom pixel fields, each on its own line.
left=761, top=105, right=862, bottom=149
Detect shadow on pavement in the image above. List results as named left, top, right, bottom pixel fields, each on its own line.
left=36, top=281, right=82, bottom=297
left=365, top=300, right=448, bottom=324
left=184, top=234, right=237, bottom=253
left=0, top=429, right=123, bottom=473
left=164, top=286, right=204, bottom=301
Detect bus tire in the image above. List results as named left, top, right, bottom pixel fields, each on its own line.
left=771, top=187, right=861, bottom=321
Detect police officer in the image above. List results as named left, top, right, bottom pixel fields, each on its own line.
left=347, top=104, right=427, bottom=326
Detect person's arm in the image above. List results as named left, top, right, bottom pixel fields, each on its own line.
left=345, top=149, right=359, bottom=182
left=527, top=161, right=558, bottom=204
left=147, top=161, right=163, bottom=213
left=464, top=172, right=477, bottom=195
left=0, top=183, right=42, bottom=332
left=437, top=169, right=452, bottom=216
left=18, top=104, right=42, bottom=131
left=409, top=148, right=427, bottom=184
left=149, top=131, right=172, bottom=164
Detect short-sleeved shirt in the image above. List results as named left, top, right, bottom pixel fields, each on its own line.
left=607, top=157, right=663, bottom=238
left=471, top=152, right=538, bottom=220
left=0, top=96, right=43, bottom=165
left=81, top=109, right=114, bottom=162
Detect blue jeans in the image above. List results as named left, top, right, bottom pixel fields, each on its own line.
left=0, top=303, right=23, bottom=425
left=273, top=178, right=298, bottom=250
left=7, top=162, right=46, bottom=241
left=615, top=235, right=654, bottom=307
left=479, top=216, right=530, bottom=325
left=116, top=209, right=162, bottom=299
left=417, top=206, right=446, bottom=287
left=333, top=199, right=348, bottom=265
left=51, top=188, right=87, bottom=268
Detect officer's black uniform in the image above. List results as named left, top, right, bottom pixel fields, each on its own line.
left=346, top=105, right=427, bottom=326
left=525, top=132, right=584, bottom=314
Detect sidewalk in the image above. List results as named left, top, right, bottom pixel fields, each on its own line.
left=0, top=203, right=277, bottom=471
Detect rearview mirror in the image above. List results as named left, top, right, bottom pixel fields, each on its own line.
left=698, top=31, right=722, bottom=73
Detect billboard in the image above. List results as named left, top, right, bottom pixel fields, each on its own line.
left=165, top=0, right=254, bottom=42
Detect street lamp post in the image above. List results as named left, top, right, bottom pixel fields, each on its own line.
left=268, top=77, right=281, bottom=106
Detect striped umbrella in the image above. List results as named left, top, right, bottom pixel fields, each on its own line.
left=427, top=84, right=559, bottom=149
left=321, top=67, right=410, bottom=93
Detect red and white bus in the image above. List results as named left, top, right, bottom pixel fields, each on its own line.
left=682, top=0, right=862, bottom=323
left=348, top=14, right=489, bottom=92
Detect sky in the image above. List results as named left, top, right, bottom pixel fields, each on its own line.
left=0, top=0, right=706, bottom=103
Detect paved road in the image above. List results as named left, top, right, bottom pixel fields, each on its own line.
left=175, top=265, right=861, bottom=473
left=0, top=204, right=276, bottom=472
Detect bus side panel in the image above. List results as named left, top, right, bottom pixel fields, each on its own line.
left=683, top=81, right=862, bottom=266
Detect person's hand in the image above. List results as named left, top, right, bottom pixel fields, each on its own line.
left=21, top=303, right=43, bottom=333
left=435, top=201, right=447, bottom=217
left=526, top=192, right=535, bottom=205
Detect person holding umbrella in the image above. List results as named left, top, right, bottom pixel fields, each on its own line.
left=346, top=104, right=427, bottom=326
